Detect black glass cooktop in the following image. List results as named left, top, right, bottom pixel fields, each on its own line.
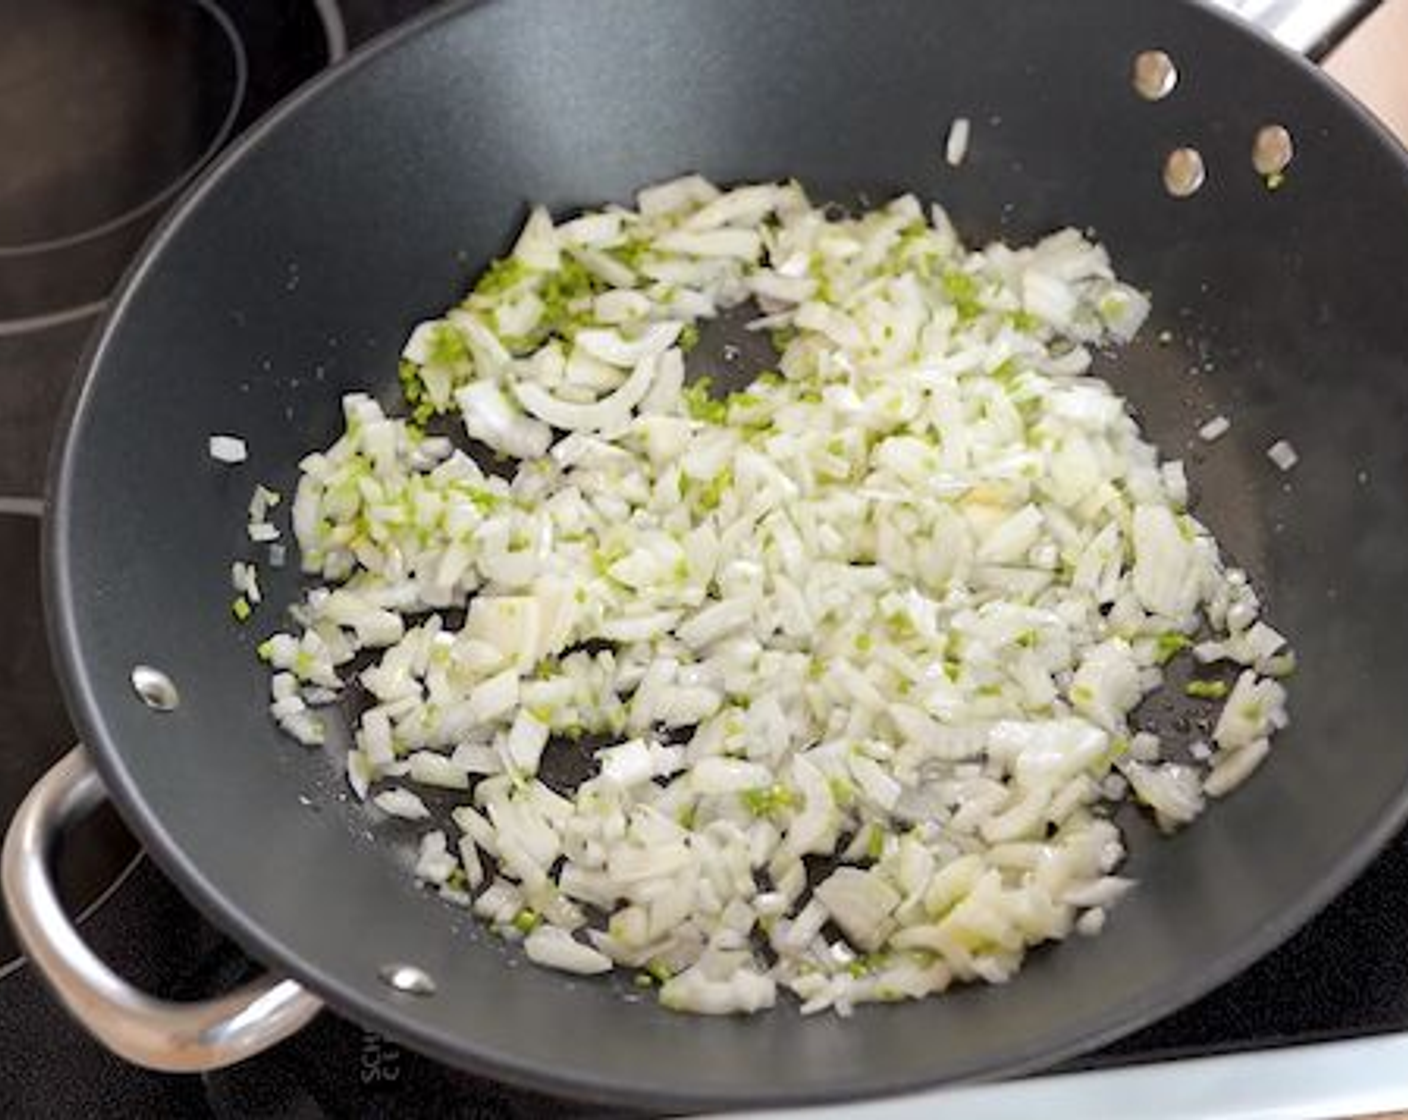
left=0, top=2, right=1401, bottom=1117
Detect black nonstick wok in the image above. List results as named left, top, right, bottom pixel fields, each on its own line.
left=8, top=0, right=1408, bottom=1109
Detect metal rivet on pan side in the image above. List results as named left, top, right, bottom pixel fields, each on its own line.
left=378, top=963, right=436, bottom=996
left=1252, top=124, right=1294, bottom=177
left=1132, top=50, right=1178, bottom=101
left=130, top=665, right=179, bottom=711
left=1163, top=148, right=1206, bottom=197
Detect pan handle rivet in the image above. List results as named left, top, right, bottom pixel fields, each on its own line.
left=130, top=665, right=180, bottom=712
left=378, top=962, right=436, bottom=996
left=1132, top=50, right=1178, bottom=101
left=1252, top=124, right=1294, bottom=178
left=1163, top=148, right=1206, bottom=198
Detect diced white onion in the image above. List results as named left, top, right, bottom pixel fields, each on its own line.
left=945, top=116, right=971, bottom=167
left=1267, top=439, right=1299, bottom=472
left=209, top=435, right=248, bottom=463
left=1198, top=415, right=1230, bottom=442
left=257, top=176, right=1292, bottom=1020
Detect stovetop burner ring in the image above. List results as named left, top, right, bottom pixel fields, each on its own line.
left=0, top=497, right=45, bottom=519
left=311, top=0, right=349, bottom=66
left=0, top=0, right=348, bottom=335
left=0, top=0, right=249, bottom=261
left=0, top=300, right=110, bottom=340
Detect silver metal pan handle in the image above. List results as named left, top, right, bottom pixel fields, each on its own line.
left=1, top=746, right=323, bottom=1071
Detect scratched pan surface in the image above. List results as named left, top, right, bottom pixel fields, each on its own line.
left=46, top=0, right=1408, bottom=1108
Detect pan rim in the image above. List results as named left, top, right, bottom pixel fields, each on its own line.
left=44, top=0, right=1408, bottom=1108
